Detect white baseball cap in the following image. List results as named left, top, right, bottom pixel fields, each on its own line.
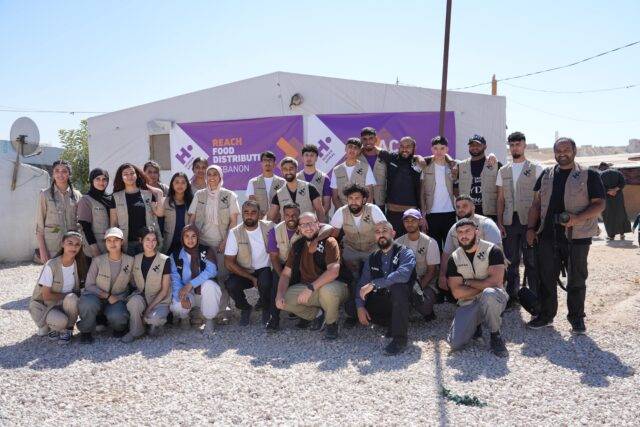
left=104, top=227, right=124, bottom=240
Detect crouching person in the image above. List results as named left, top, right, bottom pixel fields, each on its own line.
left=354, top=221, right=417, bottom=355
left=170, top=224, right=221, bottom=336
left=446, top=219, right=508, bottom=357
left=122, top=226, right=171, bottom=343
left=275, top=212, right=348, bottom=340
left=77, top=227, right=133, bottom=343
left=29, top=231, right=86, bottom=345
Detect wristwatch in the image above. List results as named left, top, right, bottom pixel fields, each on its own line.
left=306, top=283, right=315, bottom=292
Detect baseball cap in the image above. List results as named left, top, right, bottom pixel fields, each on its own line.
left=468, top=134, right=487, bottom=145
left=403, top=208, right=422, bottom=220
left=105, top=227, right=124, bottom=240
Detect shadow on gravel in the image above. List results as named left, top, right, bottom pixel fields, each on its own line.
left=521, top=328, right=635, bottom=387
left=0, top=297, right=30, bottom=311
left=446, top=343, right=510, bottom=381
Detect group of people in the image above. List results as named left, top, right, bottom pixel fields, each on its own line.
left=29, top=127, right=608, bottom=357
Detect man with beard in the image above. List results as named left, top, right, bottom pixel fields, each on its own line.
left=247, top=151, right=286, bottom=217
left=275, top=212, right=348, bottom=340
left=526, top=137, right=605, bottom=334
left=446, top=219, right=508, bottom=357
left=267, top=157, right=325, bottom=223
left=224, top=200, right=275, bottom=327
left=496, top=132, right=544, bottom=302
left=457, top=135, right=502, bottom=221
left=359, top=127, right=387, bottom=211
left=598, top=162, right=631, bottom=241
left=331, top=137, right=377, bottom=209
left=355, top=221, right=417, bottom=355
left=297, top=144, right=332, bottom=215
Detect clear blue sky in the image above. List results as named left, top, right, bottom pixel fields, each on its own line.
left=1, top=0, right=639, bottom=148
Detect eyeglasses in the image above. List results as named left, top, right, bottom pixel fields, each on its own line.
left=299, top=222, right=316, bottom=229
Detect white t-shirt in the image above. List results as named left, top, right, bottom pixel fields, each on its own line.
left=330, top=204, right=387, bottom=229
left=430, top=164, right=455, bottom=213
left=224, top=227, right=270, bottom=270
left=404, top=236, right=441, bottom=266
left=330, top=165, right=376, bottom=189
left=245, top=176, right=275, bottom=197
left=39, top=262, right=76, bottom=293
left=496, top=162, right=544, bottom=193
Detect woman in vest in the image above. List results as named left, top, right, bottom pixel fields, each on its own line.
left=157, top=172, right=193, bottom=255
left=78, top=168, right=114, bottom=258
left=170, top=224, right=221, bottom=336
left=36, top=159, right=83, bottom=263
left=122, top=226, right=171, bottom=343
left=29, top=231, right=87, bottom=345
left=110, top=163, right=164, bottom=256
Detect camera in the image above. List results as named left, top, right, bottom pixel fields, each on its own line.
left=553, top=211, right=571, bottom=225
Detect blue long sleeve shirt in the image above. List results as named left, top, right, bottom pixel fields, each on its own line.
left=355, top=245, right=416, bottom=308
left=170, top=249, right=217, bottom=302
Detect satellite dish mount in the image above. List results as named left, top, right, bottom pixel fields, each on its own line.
left=9, top=117, right=41, bottom=191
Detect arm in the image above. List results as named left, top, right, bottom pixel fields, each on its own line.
left=224, top=255, right=255, bottom=282
left=419, top=265, right=437, bottom=289
left=190, top=259, right=217, bottom=288
left=266, top=204, right=280, bottom=222
left=270, top=253, right=284, bottom=276
left=149, top=187, right=164, bottom=216
left=465, top=264, right=505, bottom=291
left=83, top=260, right=109, bottom=298
left=312, top=197, right=325, bottom=223
left=526, top=192, right=542, bottom=245
left=35, top=192, right=49, bottom=262
left=355, top=258, right=372, bottom=309
left=496, top=185, right=506, bottom=237
left=438, top=251, right=451, bottom=290
left=370, top=249, right=416, bottom=290
left=109, top=208, right=118, bottom=227
left=170, top=258, right=183, bottom=302
left=448, top=275, right=483, bottom=300
left=565, top=198, right=605, bottom=227
left=309, top=261, right=340, bottom=290
left=275, top=265, right=292, bottom=309
left=332, top=189, right=343, bottom=209
left=41, top=286, right=69, bottom=304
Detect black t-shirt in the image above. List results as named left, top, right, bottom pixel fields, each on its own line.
left=271, top=185, right=320, bottom=206
left=378, top=150, right=421, bottom=206
left=125, top=191, right=156, bottom=242
left=141, top=255, right=170, bottom=281
left=533, top=166, right=605, bottom=244
left=446, top=246, right=504, bottom=277
left=469, top=157, right=502, bottom=215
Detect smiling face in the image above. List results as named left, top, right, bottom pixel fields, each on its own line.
left=193, top=160, right=207, bottom=179
left=92, top=174, right=109, bottom=191
left=206, top=168, right=221, bottom=189
left=183, top=229, right=198, bottom=249
left=283, top=207, right=300, bottom=230
left=121, top=166, right=137, bottom=187
left=399, top=139, right=415, bottom=159
left=144, top=166, right=160, bottom=184
left=345, top=143, right=361, bottom=161
left=468, top=141, right=486, bottom=157
left=62, top=236, right=82, bottom=257
left=361, top=134, right=377, bottom=152
left=105, top=236, right=123, bottom=253
left=141, top=232, right=158, bottom=253
left=281, top=162, right=297, bottom=182
left=298, top=214, right=319, bottom=240
left=554, top=140, right=576, bottom=167
left=172, top=176, right=188, bottom=195
left=52, top=164, right=70, bottom=188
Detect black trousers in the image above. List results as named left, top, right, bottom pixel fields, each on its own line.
left=386, top=210, right=407, bottom=237
left=503, top=214, right=527, bottom=298
left=426, top=211, right=457, bottom=253
left=365, top=283, right=410, bottom=339
left=538, top=237, right=590, bottom=322
left=226, top=267, right=275, bottom=317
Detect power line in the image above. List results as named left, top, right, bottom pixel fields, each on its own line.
left=0, top=107, right=107, bottom=115
left=452, top=40, right=640, bottom=90
left=509, top=98, right=640, bottom=124
left=503, top=81, right=639, bottom=94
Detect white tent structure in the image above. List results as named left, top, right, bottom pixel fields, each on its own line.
left=88, top=72, right=506, bottom=186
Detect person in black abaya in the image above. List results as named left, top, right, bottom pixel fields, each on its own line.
left=598, top=162, right=631, bottom=240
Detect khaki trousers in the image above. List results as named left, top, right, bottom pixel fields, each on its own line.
left=283, top=281, right=348, bottom=325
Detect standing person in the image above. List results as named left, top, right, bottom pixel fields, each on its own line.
left=526, top=137, right=605, bottom=334
left=122, top=226, right=172, bottom=343
left=224, top=200, right=275, bottom=327
left=359, top=127, right=387, bottom=210
left=29, top=231, right=86, bottom=345
left=420, top=136, right=457, bottom=252
left=331, top=138, right=376, bottom=209
left=157, top=172, right=194, bottom=256
left=110, top=163, right=164, bottom=256
left=298, top=144, right=332, bottom=215
left=496, top=132, right=544, bottom=302
left=36, top=159, right=83, bottom=263
left=190, top=157, right=209, bottom=192
left=446, top=219, right=509, bottom=357
left=355, top=221, right=417, bottom=355
left=598, top=162, right=631, bottom=240
left=78, top=168, right=114, bottom=257
left=143, top=160, right=170, bottom=196
left=246, top=151, right=285, bottom=217
left=77, top=227, right=133, bottom=344
left=267, top=157, right=325, bottom=223
left=170, top=224, right=222, bottom=336
left=457, top=134, right=501, bottom=221
left=275, top=212, right=348, bottom=340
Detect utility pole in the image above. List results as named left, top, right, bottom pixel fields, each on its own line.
left=491, top=74, right=497, bottom=95
left=438, top=0, right=453, bottom=136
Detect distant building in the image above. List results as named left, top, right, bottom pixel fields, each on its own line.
left=628, top=139, right=640, bottom=153
left=0, top=140, right=62, bottom=175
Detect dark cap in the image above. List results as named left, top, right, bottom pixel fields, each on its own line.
left=468, top=134, right=487, bottom=145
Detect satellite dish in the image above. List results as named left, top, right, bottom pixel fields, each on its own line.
left=10, top=116, right=40, bottom=156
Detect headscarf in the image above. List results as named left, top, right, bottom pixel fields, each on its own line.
left=181, top=224, right=216, bottom=279
left=205, top=165, right=224, bottom=223
left=87, top=168, right=113, bottom=209
left=206, top=165, right=224, bottom=193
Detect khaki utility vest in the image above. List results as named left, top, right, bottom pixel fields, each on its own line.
left=275, top=221, right=297, bottom=263
left=342, top=204, right=377, bottom=252
left=161, top=197, right=189, bottom=253
left=458, top=158, right=499, bottom=215
left=231, top=220, right=273, bottom=272
left=32, top=257, right=80, bottom=304
left=359, top=153, right=387, bottom=206
left=132, top=252, right=171, bottom=305
left=250, top=175, right=285, bottom=214
left=537, top=163, right=600, bottom=239
left=499, top=160, right=538, bottom=226
left=39, top=187, right=82, bottom=255
left=113, top=190, right=162, bottom=250
left=297, top=170, right=327, bottom=197
left=396, top=232, right=435, bottom=277
left=275, top=180, right=314, bottom=218
left=80, top=195, right=110, bottom=256
left=192, top=188, right=233, bottom=240
left=93, top=253, right=134, bottom=296
left=333, top=160, right=370, bottom=205
left=421, top=160, right=455, bottom=213
left=451, top=239, right=495, bottom=306
left=446, top=214, right=491, bottom=252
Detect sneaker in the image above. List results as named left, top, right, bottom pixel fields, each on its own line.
left=570, top=318, right=586, bottom=335
left=48, top=330, right=60, bottom=341
left=342, top=317, right=358, bottom=328
left=265, top=318, right=280, bottom=333
left=295, top=318, right=311, bottom=329
left=473, top=325, right=483, bottom=340
left=203, top=319, right=215, bottom=337
left=505, top=298, right=520, bottom=311
left=37, top=325, right=50, bottom=337
left=490, top=333, right=509, bottom=358
left=239, top=308, right=252, bottom=326
left=261, top=309, right=271, bottom=325
left=423, top=312, right=436, bottom=323
left=310, top=311, right=325, bottom=331
left=148, top=325, right=160, bottom=337
left=80, top=332, right=94, bottom=344
left=58, top=329, right=72, bottom=345
left=112, top=329, right=128, bottom=338
left=384, top=338, right=408, bottom=356
left=180, top=317, right=191, bottom=330
left=527, top=316, right=553, bottom=329
left=324, top=323, right=339, bottom=340
left=121, top=333, right=136, bottom=343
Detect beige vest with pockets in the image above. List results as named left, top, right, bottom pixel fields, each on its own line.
left=396, top=232, right=434, bottom=278
left=333, top=160, right=370, bottom=205
left=250, top=175, right=285, bottom=215
left=39, top=187, right=82, bottom=255
left=421, top=160, right=455, bottom=213
left=94, top=253, right=134, bottom=296
left=342, top=204, right=377, bottom=252
left=231, top=220, right=273, bottom=272
left=451, top=239, right=494, bottom=305
left=275, top=180, right=314, bottom=219
left=500, top=160, right=538, bottom=226
left=161, top=197, right=189, bottom=253
left=359, top=153, right=387, bottom=206
left=81, top=195, right=110, bottom=256
left=113, top=190, right=163, bottom=250
left=132, top=252, right=171, bottom=305
left=458, top=158, right=499, bottom=215
left=192, top=188, right=233, bottom=243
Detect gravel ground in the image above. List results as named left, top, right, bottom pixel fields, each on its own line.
left=1, top=237, right=638, bottom=426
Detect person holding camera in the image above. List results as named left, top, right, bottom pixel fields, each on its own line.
left=526, top=137, right=605, bottom=334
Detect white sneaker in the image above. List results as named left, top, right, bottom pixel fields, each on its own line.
left=37, top=326, right=50, bottom=337
left=203, top=319, right=215, bottom=337
left=58, top=330, right=72, bottom=345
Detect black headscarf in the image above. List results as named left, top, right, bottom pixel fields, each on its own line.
left=87, top=168, right=114, bottom=209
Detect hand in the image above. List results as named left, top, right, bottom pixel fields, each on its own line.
left=498, top=223, right=506, bottom=238
left=180, top=298, right=192, bottom=310
left=275, top=295, right=286, bottom=310
left=359, top=283, right=374, bottom=301
left=563, top=213, right=579, bottom=228
left=90, top=244, right=101, bottom=257
left=450, top=163, right=459, bottom=178
left=218, top=240, right=226, bottom=253
left=486, top=153, right=497, bottom=167
left=39, top=247, right=50, bottom=263
left=607, top=189, right=618, bottom=197
left=143, top=307, right=152, bottom=319
left=526, top=229, right=538, bottom=246
left=438, top=275, right=449, bottom=291
left=107, top=295, right=119, bottom=305
left=297, top=289, right=313, bottom=305
left=178, top=284, right=193, bottom=300
left=357, top=307, right=371, bottom=326
left=250, top=276, right=258, bottom=288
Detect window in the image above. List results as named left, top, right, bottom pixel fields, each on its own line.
left=149, top=134, right=171, bottom=170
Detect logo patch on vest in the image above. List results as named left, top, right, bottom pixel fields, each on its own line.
left=298, top=186, right=307, bottom=196
left=523, top=168, right=532, bottom=177
left=355, top=167, right=363, bottom=175
left=315, top=175, right=322, bottom=184
left=362, top=214, right=371, bottom=223
left=417, top=246, right=426, bottom=255
left=152, top=264, right=160, bottom=272
left=123, top=265, right=129, bottom=273
left=316, top=241, right=325, bottom=253
left=477, top=250, right=486, bottom=260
